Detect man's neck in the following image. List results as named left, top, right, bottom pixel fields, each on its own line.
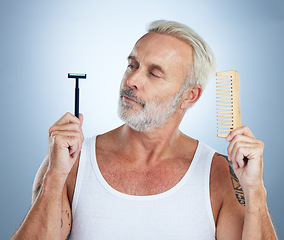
left=116, top=123, right=185, bottom=166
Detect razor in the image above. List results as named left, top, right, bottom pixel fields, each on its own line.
left=68, top=73, right=87, bottom=118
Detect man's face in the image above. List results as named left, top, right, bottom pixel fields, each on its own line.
left=118, top=32, right=193, bottom=132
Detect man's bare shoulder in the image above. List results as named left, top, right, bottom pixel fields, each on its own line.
left=209, top=153, right=245, bottom=229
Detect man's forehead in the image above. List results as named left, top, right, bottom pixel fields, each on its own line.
left=130, top=32, right=193, bottom=69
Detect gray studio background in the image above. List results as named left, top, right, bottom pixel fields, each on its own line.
left=1, top=0, right=283, bottom=239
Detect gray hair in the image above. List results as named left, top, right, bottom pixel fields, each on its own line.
left=147, top=20, right=216, bottom=90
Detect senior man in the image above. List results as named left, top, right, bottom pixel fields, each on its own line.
left=11, top=20, right=277, bottom=239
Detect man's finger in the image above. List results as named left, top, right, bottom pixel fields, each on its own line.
left=227, top=134, right=255, bottom=158
left=54, top=112, right=81, bottom=127
left=49, top=123, right=83, bottom=136
left=226, top=126, right=254, bottom=142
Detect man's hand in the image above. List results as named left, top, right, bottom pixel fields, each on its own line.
left=226, top=126, right=265, bottom=192
left=48, top=112, right=84, bottom=182
left=10, top=112, right=83, bottom=240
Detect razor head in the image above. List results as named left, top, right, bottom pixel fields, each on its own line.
left=68, top=73, right=87, bottom=79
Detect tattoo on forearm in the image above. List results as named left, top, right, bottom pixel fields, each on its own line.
left=218, top=154, right=246, bottom=206
left=63, top=210, right=70, bottom=219
left=61, top=210, right=72, bottom=239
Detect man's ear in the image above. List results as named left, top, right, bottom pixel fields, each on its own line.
left=180, top=84, right=202, bottom=109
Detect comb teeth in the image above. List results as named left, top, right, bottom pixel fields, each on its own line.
left=216, top=70, right=241, bottom=138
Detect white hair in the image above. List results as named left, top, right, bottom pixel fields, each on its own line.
left=147, top=20, right=216, bottom=90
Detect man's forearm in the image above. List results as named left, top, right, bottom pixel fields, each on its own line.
left=242, top=186, right=277, bottom=240
left=11, top=172, right=65, bottom=240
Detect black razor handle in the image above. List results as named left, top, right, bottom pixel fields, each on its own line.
left=75, top=79, right=79, bottom=118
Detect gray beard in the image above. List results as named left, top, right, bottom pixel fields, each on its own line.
left=117, top=86, right=186, bottom=132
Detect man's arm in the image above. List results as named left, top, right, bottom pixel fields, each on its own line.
left=216, top=126, right=277, bottom=239
left=11, top=113, right=84, bottom=240
left=242, top=184, right=276, bottom=239
left=11, top=166, right=71, bottom=240
left=212, top=153, right=245, bottom=239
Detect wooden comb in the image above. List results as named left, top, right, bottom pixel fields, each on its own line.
left=216, top=70, right=241, bottom=138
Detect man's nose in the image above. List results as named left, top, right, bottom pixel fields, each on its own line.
left=126, top=69, right=145, bottom=91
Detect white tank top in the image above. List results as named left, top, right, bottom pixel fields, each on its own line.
left=70, top=136, right=216, bottom=240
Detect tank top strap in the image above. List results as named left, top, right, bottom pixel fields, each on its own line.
left=195, top=142, right=216, bottom=232
left=71, top=136, right=97, bottom=216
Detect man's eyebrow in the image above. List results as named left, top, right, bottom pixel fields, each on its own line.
left=127, top=55, right=137, bottom=61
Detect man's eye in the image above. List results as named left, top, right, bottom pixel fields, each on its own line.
left=150, top=72, right=160, bottom=78
left=128, top=64, right=137, bottom=69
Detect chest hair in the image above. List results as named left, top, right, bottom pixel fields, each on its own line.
left=97, top=151, right=191, bottom=196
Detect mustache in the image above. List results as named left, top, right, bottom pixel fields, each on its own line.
left=120, top=88, right=146, bottom=108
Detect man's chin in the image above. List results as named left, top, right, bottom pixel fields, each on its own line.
left=118, top=113, right=150, bottom=132
left=125, top=122, right=151, bottom=132
left=120, top=117, right=165, bottom=133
